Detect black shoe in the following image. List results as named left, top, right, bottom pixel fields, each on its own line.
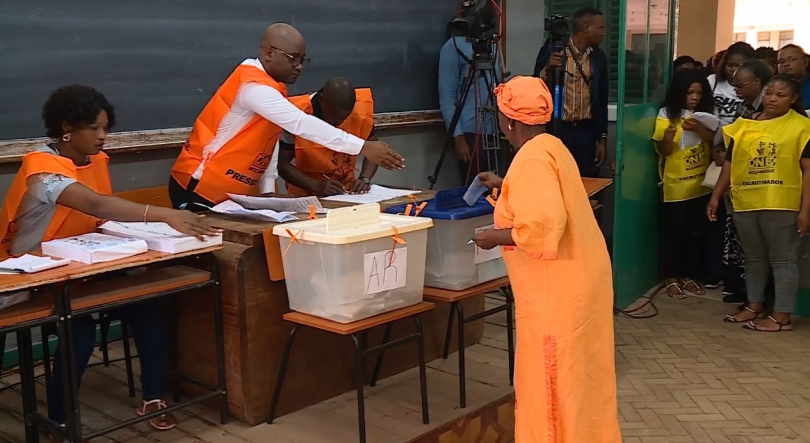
left=724, top=292, right=747, bottom=303
left=706, top=279, right=723, bottom=290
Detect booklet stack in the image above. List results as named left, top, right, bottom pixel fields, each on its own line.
left=99, top=221, right=222, bottom=253
left=41, top=233, right=148, bottom=264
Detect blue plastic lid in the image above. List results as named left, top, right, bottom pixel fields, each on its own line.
left=384, top=187, right=494, bottom=220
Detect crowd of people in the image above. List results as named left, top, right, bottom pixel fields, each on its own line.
left=656, top=40, right=810, bottom=332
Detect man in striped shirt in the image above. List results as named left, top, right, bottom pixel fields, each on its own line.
left=533, top=7, right=609, bottom=178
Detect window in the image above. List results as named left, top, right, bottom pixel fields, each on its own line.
left=732, top=32, right=746, bottom=43
left=779, top=30, right=794, bottom=47
left=757, top=31, right=771, bottom=47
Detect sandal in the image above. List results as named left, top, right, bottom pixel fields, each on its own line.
left=136, top=399, right=177, bottom=431
left=724, top=306, right=761, bottom=323
left=681, top=279, right=705, bottom=295
left=743, top=315, right=793, bottom=332
left=665, top=282, right=686, bottom=299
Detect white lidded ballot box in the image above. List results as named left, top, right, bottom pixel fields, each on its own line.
left=272, top=203, right=433, bottom=323
left=385, top=189, right=507, bottom=290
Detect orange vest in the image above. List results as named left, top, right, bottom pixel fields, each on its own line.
left=170, top=62, right=288, bottom=204
left=0, top=150, right=112, bottom=258
left=284, top=89, right=374, bottom=197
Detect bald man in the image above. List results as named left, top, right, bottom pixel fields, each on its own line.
left=279, top=78, right=380, bottom=196
left=169, top=23, right=404, bottom=209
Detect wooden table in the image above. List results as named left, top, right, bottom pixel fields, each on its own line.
left=175, top=190, right=487, bottom=426
left=0, top=246, right=225, bottom=443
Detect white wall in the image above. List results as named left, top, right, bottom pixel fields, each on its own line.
left=733, top=0, right=810, bottom=50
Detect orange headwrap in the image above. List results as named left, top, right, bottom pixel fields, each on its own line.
left=494, top=76, right=553, bottom=125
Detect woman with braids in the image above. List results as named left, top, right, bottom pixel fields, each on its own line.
left=0, top=85, right=219, bottom=436
left=708, top=42, right=756, bottom=124
left=652, top=69, right=716, bottom=298
left=708, top=74, right=810, bottom=332
left=777, top=44, right=810, bottom=108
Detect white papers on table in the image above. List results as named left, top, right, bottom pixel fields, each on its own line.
left=227, top=194, right=326, bottom=214
left=321, top=185, right=418, bottom=204
left=211, top=200, right=298, bottom=223
left=0, top=254, right=71, bottom=274
left=41, top=233, right=148, bottom=264
left=99, top=221, right=223, bottom=254
left=681, top=112, right=721, bottom=149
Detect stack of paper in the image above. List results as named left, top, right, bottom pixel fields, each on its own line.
left=211, top=200, right=298, bottom=222
left=99, top=221, right=223, bottom=254
left=227, top=194, right=326, bottom=214
left=0, top=254, right=71, bottom=274
left=41, top=233, right=148, bottom=264
left=321, top=185, right=418, bottom=204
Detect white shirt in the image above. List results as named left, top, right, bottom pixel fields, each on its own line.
left=192, top=59, right=365, bottom=194
left=707, top=74, right=743, bottom=126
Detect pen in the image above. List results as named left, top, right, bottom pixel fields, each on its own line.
left=323, top=174, right=348, bottom=193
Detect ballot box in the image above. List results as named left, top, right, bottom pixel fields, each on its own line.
left=386, top=189, right=508, bottom=291
left=273, top=203, right=432, bottom=323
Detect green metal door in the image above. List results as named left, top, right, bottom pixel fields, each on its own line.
left=612, top=0, right=676, bottom=307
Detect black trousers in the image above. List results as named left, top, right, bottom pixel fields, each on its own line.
left=659, top=195, right=710, bottom=279
left=555, top=119, right=598, bottom=178
left=168, top=176, right=215, bottom=212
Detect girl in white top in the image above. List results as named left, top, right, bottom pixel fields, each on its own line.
left=707, top=42, right=756, bottom=125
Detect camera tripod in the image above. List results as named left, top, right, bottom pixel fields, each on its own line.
left=428, top=46, right=504, bottom=190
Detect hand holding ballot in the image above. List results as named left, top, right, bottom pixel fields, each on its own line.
left=477, top=172, right=504, bottom=189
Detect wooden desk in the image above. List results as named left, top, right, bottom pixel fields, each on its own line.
left=582, top=177, right=613, bottom=197
left=175, top=189, right=486, bottom=426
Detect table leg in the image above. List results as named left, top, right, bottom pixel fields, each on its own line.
left=369, top=324, right=392, bottom=387
left=267, top=324, right=301, bottom=424
left=57, top=284, right=82, bottom=443
left=453, top=301, right=466, bottom=408
left=412, top=316, right=429, bottom=425
left=16, top=328, right=39, bottom=443
left=441, top=306, right=455, bottom=360
left=210, top=257, right=229, bottom=425
left=503, top=286, right=515, bottom=385
left=350, top=333, right=367, bottom=443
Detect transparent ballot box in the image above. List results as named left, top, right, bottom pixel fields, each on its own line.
left=385, top=189, right=507, bottom=291
left=273, top=203, right=432, bottom=323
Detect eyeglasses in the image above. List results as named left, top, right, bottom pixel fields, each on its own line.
left=731, top=80, right=752, bottom=89
left=270, top=46, right=310, bottom=68
left=777, top=56, right=803, bottom=66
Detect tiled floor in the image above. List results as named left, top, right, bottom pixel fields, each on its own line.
left=3, top=291, right=810, bottom=442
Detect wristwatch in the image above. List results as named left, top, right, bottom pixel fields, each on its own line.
left=359, top=176, right=371, bottom=184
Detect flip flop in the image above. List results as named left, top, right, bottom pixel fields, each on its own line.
left=724, top=306, right=761, bottom=323
left=136, top=399, right=177, bottom=431
left=743, top=315, right=792, bottom=332
left=665, top=282, right=686, bottom=299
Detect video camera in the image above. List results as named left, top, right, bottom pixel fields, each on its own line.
left=450, top=0, right=499, bottom=55
left=544, top=14, right=569, bottom=52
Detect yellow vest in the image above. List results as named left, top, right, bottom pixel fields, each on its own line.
left=724, top=110, right=810, bottom=212
left=652, top=116, right=711, bottom=202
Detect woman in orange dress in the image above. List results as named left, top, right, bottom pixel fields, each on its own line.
left=472, top=76, right=621, bottom=442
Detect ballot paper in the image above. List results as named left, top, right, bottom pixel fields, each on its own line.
left=41, top=233, right=148, bottom=264
left=680, top=112, right=721, bottom=149
left=0, top=254, right=71, bottom=274
left=211, top=200, right=298, bottom=222
left=99, top=221, right=223, bottom=254
left=463, top=177, right=488, bottom=206
left=321, top=185, right=418, bottom=204
left=226, top=194, right=326, bottom=214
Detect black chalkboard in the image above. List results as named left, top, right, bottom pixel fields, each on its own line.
left=0, top=0, right=460, bottom=140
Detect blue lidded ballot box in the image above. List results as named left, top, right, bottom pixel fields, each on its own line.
left=385, top=187, right=507, bottom=291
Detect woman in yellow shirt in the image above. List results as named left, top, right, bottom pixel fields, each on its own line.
left=708, top=74, right=810, bottom=331
left=652, top=69, right=716, bottom=298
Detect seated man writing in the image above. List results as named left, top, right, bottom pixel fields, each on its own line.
left=0, top=85, right=218, bottom=438
left=279, top=77, right=379, bottom=196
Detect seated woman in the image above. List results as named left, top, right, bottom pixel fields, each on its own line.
left=652, top=69, right=716, bottom=298
left=0, top=85, right=219, bottom=436
left=472, top=76, right=621, bottom=442
left=708, top=74, right=810, bottom=331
